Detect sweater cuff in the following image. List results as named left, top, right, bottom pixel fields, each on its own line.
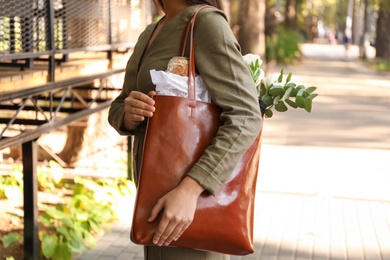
left=187, top=164, right=223, bottom=196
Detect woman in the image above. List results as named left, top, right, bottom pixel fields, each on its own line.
left=108, top=0, right=262, bottom=259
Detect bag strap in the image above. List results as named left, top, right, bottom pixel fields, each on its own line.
left=179, top=5, right=216, bottom=101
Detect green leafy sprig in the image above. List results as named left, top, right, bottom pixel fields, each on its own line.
left=259, top=69, right=318, bottom=118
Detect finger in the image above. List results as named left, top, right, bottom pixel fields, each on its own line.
left=148, top=199, right=164, bottom=223
left=155, top=221, right=179, bottom=246
left=152, top=217, right=170, bottom=245
left=130, top=91, right=155, bottom=106
left=125, top=97, right=155, bottom=114
left=123, top=101, right=154, bottom=123
left=124, top=105, right=153, bottom=119
left=173, top=222, right=191, bottom=242
left=165, top=223, right=187, bottom=245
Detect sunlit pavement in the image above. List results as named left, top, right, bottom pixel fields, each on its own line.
left=75, top=43, right=390, bottom=260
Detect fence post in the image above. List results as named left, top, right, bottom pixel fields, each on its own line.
left=22, top=140, right=39, bottom=260
left=107, top=0, right=113, bottom=69
left=47, top=0, right=56, bottom=82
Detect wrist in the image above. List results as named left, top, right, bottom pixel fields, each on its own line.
left=123, top=115, right=141, bottom=131
left=179, top=176, right=205, bottom=197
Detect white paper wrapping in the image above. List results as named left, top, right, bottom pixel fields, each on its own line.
left=150, top=69, right=211, bottom=103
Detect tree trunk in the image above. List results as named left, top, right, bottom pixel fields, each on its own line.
left=375, top=1, right=390, bottom=59
left=237, top=0, right=266, bottom=58
left=359, top=0, right=370, bottom=59
left=285, top=0, right=297, bottom=29
left=265, top=1, right=277, bottom=38
left=57, top=119, right=88, bottom=166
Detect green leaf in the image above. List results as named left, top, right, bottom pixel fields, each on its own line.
left=285, top=72, right=292, bottom=84
left=308, top=93, right=318, bottom=100
left=260, top=82, right=267, bottom=95
left=69, top=229, right=85, bottom=245
left=264, top=109, right=273, bottom=118
left=39, top=214, right=54, bottom=227
left=285, top=82, right=296, bottom=88
left=285, top=99, right=298, bottom=108
left=44, top=206, right=67, bottom=220
left=269, top=86, right=285, bottom=97
left=296, top=96, right=305, bottom=108
left=69, top=239, right=88, bottom=254
left=278, top=68, right=284, bottom=83
left=88, top=219, right=101, bottom=233
left=282, top=86, right=293, bottom=100
left=68, top=230, right=87, bottom=253
left=61, top=216, right=74, bottom=228
left=42, top=234, right=58, bottom=258
left=296, top=88, right=305, bottom=97
left=303, top=91, right=309, bottom=98
left=83, top=231, right=97, bottom=248
left=305, top=98, right=313, bottom=112
left=261, top=96, right=273, bottom=106
left=275, top=101, right=288, bottom=112
left=273, top=95, right=281, bottom=105
left=305, top=86, right=317, bottom=94
left=56, top=226, right=71, bottom=240
left=53, top=242, right=72, bottom=260
left=2, top=232, right=22, bottom=248
left=290, top=87, right=298, bottom=97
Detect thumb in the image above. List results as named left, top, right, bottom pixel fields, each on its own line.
left=148, top=91, right=157, bottom=98
left=148, top=199, right=164, bottom=222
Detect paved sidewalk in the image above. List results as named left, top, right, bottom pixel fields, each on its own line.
left=75, top=144, right=390, bottom=260
left=75, top=44, right=390, bottom=260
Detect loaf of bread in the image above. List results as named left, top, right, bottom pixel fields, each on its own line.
left=167, top=56, right=189, bottom=77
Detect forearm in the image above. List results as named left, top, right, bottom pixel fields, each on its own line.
left=177, top=176, right=205, bottom=197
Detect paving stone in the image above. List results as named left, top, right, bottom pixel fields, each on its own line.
left=116, top=252, right=137, bottom=260
left=99, top=245, right=125, bottom=257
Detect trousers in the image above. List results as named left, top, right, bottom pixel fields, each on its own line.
left=144, top=246, right=230, bottom=260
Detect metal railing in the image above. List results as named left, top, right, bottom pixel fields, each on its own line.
left=0, top=0, right=153, bottom=147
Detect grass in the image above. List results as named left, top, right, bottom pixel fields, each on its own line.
left=365, top=59, right=390, bottom=72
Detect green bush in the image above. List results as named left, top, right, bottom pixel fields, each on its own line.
left=1, top=161, right=134, bottom=260
left=365, top=59, right=390, bottom=72
left=266, top=25, right=304, bottom=65
left=39, top=176, right=133, bottom=259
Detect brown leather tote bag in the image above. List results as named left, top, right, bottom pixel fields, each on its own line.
left=130, top=5, right=262, bottom=256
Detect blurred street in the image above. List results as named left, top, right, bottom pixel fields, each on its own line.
left=76, top=43, right=390, bottom=260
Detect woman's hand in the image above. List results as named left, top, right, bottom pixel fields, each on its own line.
left=123, top=91, right=156, bottom=131
left=148, top=177, right=205, bottom=246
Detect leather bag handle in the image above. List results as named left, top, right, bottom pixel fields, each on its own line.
left=179, top=5, right=216, bottom=101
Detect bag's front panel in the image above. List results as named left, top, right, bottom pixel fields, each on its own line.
left=131, top=97, right=261, bottom=255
